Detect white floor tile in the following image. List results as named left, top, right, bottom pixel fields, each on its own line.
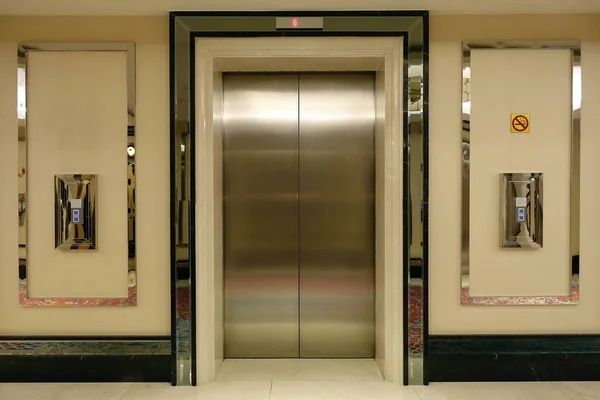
left=216, top=359, right=382, bottom=381
left=216, top=359, right=303, bottom=381
left=117, top=383, right=202, bottom=400
left=120, top=382, right=272, bottom=400
left=0, top=381, right=595, bottom=400
left=553, top=381, right=600, bottom=399
left=270, top=381, right=420, bottom=400
left=414, top=382, right=573, bottom=400
left=0, top=383, right=131, bottom=400
left=194, top=381, right=272, bottom=400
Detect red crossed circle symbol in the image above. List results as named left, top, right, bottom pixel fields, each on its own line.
left=511, top=115, right=529, bottom=132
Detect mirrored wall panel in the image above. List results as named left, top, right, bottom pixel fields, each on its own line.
left=405, top=15, right=428, bottom=385
left=18, top=42, right=137, bottom=307
left=461, top=42, right=580, bottom=306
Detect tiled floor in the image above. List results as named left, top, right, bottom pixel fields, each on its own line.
left=1, top=381, right=599, bottom=400
left=216, top=359, right=384, bottom=381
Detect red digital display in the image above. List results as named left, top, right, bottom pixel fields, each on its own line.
left=275, top=17, right=323, bottom=30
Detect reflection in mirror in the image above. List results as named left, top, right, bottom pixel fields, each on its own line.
left=18, top=57, right=27, bottom=260
left=54, top=174, right=98, bottom=250
left=406, top=17, right=427, bottom=386
left=172, top=17, right=193, bottom=386
left=128, top=126, right=136, bottom=263
left=0, top=339, right=171, bottom=356
left=18, top=193, right=26, bottom=226
left=499, top=173, right=543, bottom=249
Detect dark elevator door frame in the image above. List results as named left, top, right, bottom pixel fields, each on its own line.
left=223, top=72, right=375, bottom=358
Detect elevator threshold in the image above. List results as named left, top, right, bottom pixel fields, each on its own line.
left=216, top=359, right=382, bottom=381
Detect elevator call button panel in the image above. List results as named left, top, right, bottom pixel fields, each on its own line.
left=54, top=174, right=98, bottom=250
left=500, top=172, right=543, bottom=249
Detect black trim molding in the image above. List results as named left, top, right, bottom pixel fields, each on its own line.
left=0, top=355, right=170, bottom=383
left=0, top=336, right=171, bottom=382
left=170, top=10, right=429, bottom=386
left=429, top=335, right=600, bottom=382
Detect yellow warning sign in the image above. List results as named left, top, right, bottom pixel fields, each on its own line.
left=510, top=114, right=530, bottom=133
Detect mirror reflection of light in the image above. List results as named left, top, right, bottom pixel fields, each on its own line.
left=17, top=68, right=26, bottom=120
left=225, top=109, right=297, bottom=122
left=226, top=110, right=374, bottom=122
left=226, top=90, right=375, bottom=122
left=226, top=92, right=298, bottom=122
left=409, top=65, right=423, bottom=78
left=127, top=145, right=136, bottom=157
left=462, top=67, right=471, bottom=114
left=462, top=100, right=471, bottom=115
left=463, top=66, right=471, bottom=79
left=573, top=66, right=581, bottom=110
left=301, top=111, right=374, bottom=122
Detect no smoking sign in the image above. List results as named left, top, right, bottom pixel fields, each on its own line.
left=510, top=113, right=530, bottom=134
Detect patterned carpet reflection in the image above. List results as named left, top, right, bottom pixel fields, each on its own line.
left=409, top=286, right=424, bottom=355
left=177, top=286, right=424, bottom=356
left=0, top=286, right=420, bottom=356
left=176, top=286, right=192, bottom=357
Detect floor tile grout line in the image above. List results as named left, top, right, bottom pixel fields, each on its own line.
left=549, top=382, right=578, bottom=400
left=412, top=386, right=424, bottom=400
left=116, top=382, right=135, bottom=400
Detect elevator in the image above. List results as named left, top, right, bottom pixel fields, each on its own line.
left=223, top=72, right=375, bottom=358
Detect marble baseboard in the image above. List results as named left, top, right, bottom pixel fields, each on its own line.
left=0, top=355, right=171, bottom=382
left=428, top=335, right=600, bottom=382
left=0, top=339, right=171, bottom=356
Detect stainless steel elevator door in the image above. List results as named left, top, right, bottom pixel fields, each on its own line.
left=223, top=73, right=300, bottom=358
left=223, top=73, right=375, bottom=359
left=298, top=74, right=375, bottom=357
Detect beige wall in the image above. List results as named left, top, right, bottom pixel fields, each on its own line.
left=27, top=51, right=129, bottom=298
left=430, top=15, right=600, bottom=333
left=0, top=17, right=170, bottom=335
left=2, top=13, right=598, bottom=337
left=469, top=49, right=571, bottom=297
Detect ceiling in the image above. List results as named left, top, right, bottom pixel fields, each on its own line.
left=1, top=0, right=600, bottom=15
